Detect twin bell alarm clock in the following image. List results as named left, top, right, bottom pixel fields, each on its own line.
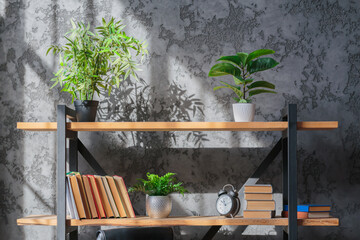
left=216, top=184, right=240, bottom=218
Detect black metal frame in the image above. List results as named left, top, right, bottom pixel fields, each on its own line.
left=56, top=105, right=109, bottom=240
left=56, top=104, right=298, bottom=240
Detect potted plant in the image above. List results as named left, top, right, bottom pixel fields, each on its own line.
left=129, top=172, right=187, bottom=218
left=208, top=49, right=279, bottom=122
left=47, top=18, right=148, bottom=121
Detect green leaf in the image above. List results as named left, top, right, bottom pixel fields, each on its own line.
left=213, top=86, right=229, bottom=91
left=208, top=63, right=241, bottom=77
left=219, top=81, right=243, bottom=98
left=50, top=79, right=59, bottom=89
left=248, top=58, right=279, bottom=74
left=233, top=76, right=245, bottom=85
left=70, top=19, right=76, bottom=29
left=107, top=85, right=112, bottom=96
left=248, top=89, right=277, bottom=97
left=246, top=49, right=275, bottom=64
left=247, top=81, right=275, bottom=89
left=233, top=97, right=241, bottom=102
left=46, top=47, right=53, bottom=56
left=236, top=52, right=248, bottom=65
left=239, top=98, right=249, bottom=103
left=244, top=78, right=254, bottom=84
left=216, top=55, right=243, bottom=67
left=124, top=69, right=130, bottom=80
left=97, top=83, right=106, bottom=89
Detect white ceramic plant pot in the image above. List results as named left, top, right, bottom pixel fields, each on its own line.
left=232, top=103, right=255, bottom=122
left=146, top=195, right=172, bottom=218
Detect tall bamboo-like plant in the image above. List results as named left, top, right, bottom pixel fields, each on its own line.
left=208, top=49, right=279, bottom=103
left=47, top=18, right=148, bottom=102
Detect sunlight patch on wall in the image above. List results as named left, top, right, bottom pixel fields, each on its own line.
left=0, top=1, right=5, bottom=17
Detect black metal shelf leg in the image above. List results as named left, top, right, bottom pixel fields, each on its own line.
left=57, top=105, right=66, bottom=240
left=282, top=136, right=288, bottom=239
left=288, top=104, right=298, bottom=240
left=69, top=135, right=78, bottom=240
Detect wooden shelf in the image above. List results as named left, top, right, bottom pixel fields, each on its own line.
left=17, top=121, right=338, bottom=132
left=17, top=215, right=339, bottom=227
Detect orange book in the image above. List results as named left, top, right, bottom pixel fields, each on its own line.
left=69, top=175, right=87, bottom=219
left=113, top=176, right=136, bottom=218
left=282, top=211, right=308, bottom=219
left=309, top=206, right=331, bottom=212
left=106, top=176, right=127, bottom=217
left=244, top=193, right=273, bottom=200
left=94, top=175, right=114, bottom=218
left=243, top=210, right=275, bottom=218
left=82, top=175, right=98, bottom=219
left=102, top=176, right=120, bottom=218
left=75, top=174, right=91, bottom=219
left=246, top=200, right=275, bottom=210
left=244, top=185, right=273, bottom=193
left=87, top=175, right=106, bottom=218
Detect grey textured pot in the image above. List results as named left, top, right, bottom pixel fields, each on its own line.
left=146, top=195, right=172, bottom=218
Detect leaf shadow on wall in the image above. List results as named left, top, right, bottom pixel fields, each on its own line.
left=97, top=79, right=208, bottom=149
left=88, top=79, right=208, bottom=214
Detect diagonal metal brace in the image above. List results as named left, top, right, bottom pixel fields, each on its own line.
left=77, top=139, right=107, bottom=175
left=247, top=138, right=283, bottom=180
left=202, top=226, right=222, bottom=240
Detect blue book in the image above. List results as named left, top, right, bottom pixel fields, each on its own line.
left=283, top=204, right=331, bottom=212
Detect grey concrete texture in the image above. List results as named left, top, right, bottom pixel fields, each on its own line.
left=0, top=0, right=359, bottom=239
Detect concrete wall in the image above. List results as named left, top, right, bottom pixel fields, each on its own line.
left=1, top=0, right=359, bottom=239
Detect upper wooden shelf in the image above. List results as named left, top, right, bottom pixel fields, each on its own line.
left=17, top=215, right=339, bottom=227
left=17, top=121, right=338, bottom=132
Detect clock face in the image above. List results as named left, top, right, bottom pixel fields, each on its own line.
left=216, top=195, right=234, bottom=215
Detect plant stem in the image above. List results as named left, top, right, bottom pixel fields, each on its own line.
left=242, top=66, right=246, bottom=100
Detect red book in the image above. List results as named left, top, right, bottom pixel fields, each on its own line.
left=83, top=175, right=100, bottom=219
left=282, top=211, right=308, bottom=219
left=87, top=175, right=106, bottom=218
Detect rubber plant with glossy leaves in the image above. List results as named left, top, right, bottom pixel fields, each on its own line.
left=208, top=49, right=279, bottom=121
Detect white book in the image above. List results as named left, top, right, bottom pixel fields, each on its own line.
left=308, top=212, right=330, bottom=218
left=66, top=176, right=79, bottom=220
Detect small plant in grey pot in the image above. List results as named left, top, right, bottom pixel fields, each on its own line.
left=47, top=18, right=147, bottom=121
left=129, top=172, right=187, bottom=218
left=208, top=49, right=279, bottom=122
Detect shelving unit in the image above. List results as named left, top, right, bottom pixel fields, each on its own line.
left=16, top=104, right=339, bottom=240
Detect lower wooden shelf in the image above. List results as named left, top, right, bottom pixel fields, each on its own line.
left=17, top=215, right=339, bottom=227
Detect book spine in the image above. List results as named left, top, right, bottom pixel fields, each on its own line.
left=90, top=175, right=106, bottom=218
left=66, top=178, right=75, bottom=219
left=86, top=176, right=101, bottom=219
left=121, top=176, right=136, bottom=218
left=67, top=176, right=79, bottom=220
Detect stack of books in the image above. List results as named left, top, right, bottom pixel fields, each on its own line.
left=282, top=204, right=331, bottom=219
left=66, top=172, right=135, bottom=219
left=243, top=184, right=275, bottom=218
